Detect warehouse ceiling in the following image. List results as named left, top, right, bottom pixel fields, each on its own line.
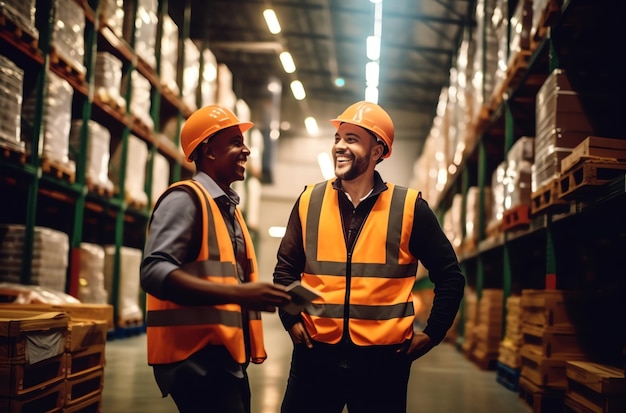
left=168, top=0, right=476, bottom=156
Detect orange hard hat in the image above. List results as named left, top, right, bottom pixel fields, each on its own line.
left=329, top=101, right=394, bottom=158
left=180, top=105, right=253, bottom=162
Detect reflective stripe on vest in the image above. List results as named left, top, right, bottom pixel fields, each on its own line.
left=146, top=180, right=266, bottom=365
left=298, top=180, right=418, bottom=346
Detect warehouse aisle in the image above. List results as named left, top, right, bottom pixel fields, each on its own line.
left=101, top=313, right=531, bottom=413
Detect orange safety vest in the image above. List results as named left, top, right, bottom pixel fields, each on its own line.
left=298, top=180, right=419, bottom=346
left=145, top=180, right=266, bottom=365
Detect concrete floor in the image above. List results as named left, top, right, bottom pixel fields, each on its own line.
left=101, top=313, right=532, bottom=413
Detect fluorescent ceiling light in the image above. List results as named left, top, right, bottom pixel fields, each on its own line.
left=279, top=51, right=296, bottom=73
left=367, top=36, right=380, bottom=60
left=366, top=61, right=379, bottom=87
left=290, top=80, right=306, bottom=100
left=365, top=86, right=378, bottom=103
left=263, top=9, right=281, bottom=34
left=304, top=117, right=319, bottom=136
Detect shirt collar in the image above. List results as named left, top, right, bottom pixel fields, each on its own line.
left=193, top=171, right=240, bottom=205
left=331, top=171, right=388, bottom=199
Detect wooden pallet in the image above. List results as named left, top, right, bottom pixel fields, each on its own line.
left=531, top=179, right=569, bottom=215
left=66, top=345, right=106, bottom=379
left=519, top=376, right=565, bottom=413
left=0, top=380, right=65, bottom=413
left=0, top=140, right=27, bottom=164
left=49, top=47, right=86, bottom=84
left=64, top=368, right=104, bottom=408
left=0, top=8, right=39, bottom=51
left=41, top=156, right=76, bottom=183
left=558, top=160, right=626, bottom=200
left=561, top=136, right=626, bottom=173
left=502, top=204, right=531, bottom=232
left=0, top=353, right=66, bottom=397
left=86, top=178, right=114, bottom=198
left=532, top=0, right=562, bottom=43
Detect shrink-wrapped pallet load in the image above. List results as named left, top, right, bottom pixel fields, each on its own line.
left=0, top=224, right=69, bottom=293
left=94, top=52, right=124, bottom=110
left=103, top=246, right=143, bottom=326
left=77, top=243, right=108, bottom=305
left=69, top=120, right=114, bottom=193
left=50, top=0, right=85, bottom=75
left=109, top=134, right=148, bottom=208
left=160, top=15, right=179, bottom=94
left=22, top=71, right=74, bottom=172
left=0, top=54, right=25, bottom=152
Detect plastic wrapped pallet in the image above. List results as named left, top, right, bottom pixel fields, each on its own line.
left=0, top=54, right=25, bottom=152
left=94, top=52, right=124, bottom=109
left=77, top=243, right=108, bottom=305
left=129, top=70, right=154, bottom=131
left=505, top=137, right=535, bottom=210
left=216, top=63, right=236, bottom=110
left=182, top=38, right=200, bottom=111
left=51, top=0, right=85, bottom=75
left=130, top=0, right=157, bottom=68
left=151, top=151, right=170, bottom=206
left=160, top=14, right=179, bottom=94
left=201, top=48, right=218, bottom=106
left=0, top=224, right=69, bottom=293
left=69, top=120, right=114, bottom=193
left=100, top=0, right=124, bottom=38
left=108, top=134, right=148, bottom=207
left=0, top=0, right=38, bottom=39
left=103, top=246, right=143, bottom=324
left=22, top=71, right=74, bottom=170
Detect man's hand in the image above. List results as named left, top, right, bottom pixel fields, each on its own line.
left=397, top=331, right=434, bottom=360
left=288, top=322, right=313, bottom=348
left=236, top=282, right=292, bottom=312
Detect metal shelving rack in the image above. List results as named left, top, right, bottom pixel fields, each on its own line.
left=0, top=0, right=194, bottom=332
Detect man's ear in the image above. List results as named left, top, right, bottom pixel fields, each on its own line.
left=372, top=143, right=384, bottom=162
left=203, top=143, right=216, bottom=160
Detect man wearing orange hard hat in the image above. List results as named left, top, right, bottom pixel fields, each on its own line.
left=273, top=101, right=465, bottom=413
left=141, top=104, right=291, bottom=413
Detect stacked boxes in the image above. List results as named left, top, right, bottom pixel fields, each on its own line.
left=0, top=311, right=69, bottom=412
left=0, top=306, right=112, bottom=412
left=532, top=69, right=594, bottom=191
left=0, top=55, right=25, bottom=152
left=471, top=289, right=504, bottom=369
left=64, top=319, right=108, bottom=410
left=498, top=294, right=523, bottom=369
left=520, top=289, right=588, bottom=389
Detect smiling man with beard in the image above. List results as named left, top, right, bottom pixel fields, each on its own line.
left=273, top=101, right=465, bottom=413
left=140, top=104, right=291, bottom=413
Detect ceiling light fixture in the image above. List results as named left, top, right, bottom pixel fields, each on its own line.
left=290, top=80, right=306, bottom=100
left=366, top=36, right=380, bottom=60
left=279, top=51, right=296, bottom=73
left=304, top=117, right=319, bottom=136
left=263, top=9, right=281, bottom=34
